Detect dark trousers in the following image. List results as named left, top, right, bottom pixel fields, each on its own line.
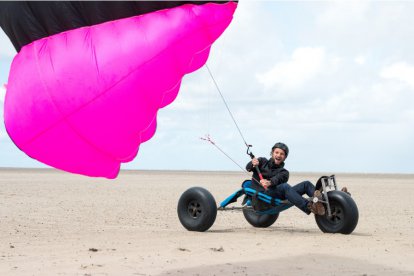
left=265, top=181, right=315, bottom=214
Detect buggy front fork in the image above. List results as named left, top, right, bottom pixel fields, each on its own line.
left=319, top=175, right=339, bottom=217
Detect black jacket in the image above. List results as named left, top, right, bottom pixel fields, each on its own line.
left=246, top=157, right=289, bottom=190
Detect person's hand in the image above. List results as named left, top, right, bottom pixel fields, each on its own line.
left=260, top=179, right=271, bottom=189
left=252, top=158, right=259, bottom=167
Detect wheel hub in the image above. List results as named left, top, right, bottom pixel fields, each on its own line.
left=188, top=201, right=202, bottom=219
left=329, top=206, right=344, bottom=223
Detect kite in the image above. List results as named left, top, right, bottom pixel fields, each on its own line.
left=0, top=1, right=237, bottom=178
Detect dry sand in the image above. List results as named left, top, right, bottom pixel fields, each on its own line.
left=0, top=168, right=413, bottom=275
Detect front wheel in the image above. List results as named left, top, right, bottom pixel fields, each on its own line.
left=243, top=208, right=279, bottom=228
left=177, top=187, right=217, bottom=232
left=315, top=191, right=359, bottom=234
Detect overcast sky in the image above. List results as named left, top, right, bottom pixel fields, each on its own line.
left=1, top=1, right=414, bottom=175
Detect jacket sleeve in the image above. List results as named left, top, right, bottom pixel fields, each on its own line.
left=246, top=160, right=253, bottom=172
left=269, top=169, right=289, bottom=187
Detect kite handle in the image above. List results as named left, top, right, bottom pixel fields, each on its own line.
left=246, top=145, right=264, bottom=181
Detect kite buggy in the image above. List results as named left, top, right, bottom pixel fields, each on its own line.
left=177, top=142, right=359, bottom=234
left=177, top=174, right=359, bottom=234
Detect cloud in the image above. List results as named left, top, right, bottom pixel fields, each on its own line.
left=0, top=84, right=5, bottom=103
left=0, top=30, right=16, bottom=58
left=354, top=55, right=366, bottom=65
left=316, top=2, right=370, bottom=27
left=380, top=62, right=414, bottom=89
left=0, top=85, right=5, bottom=141
left=256, top=47, right=328, bottom=90
left=313, top=1, right=414, bottom=57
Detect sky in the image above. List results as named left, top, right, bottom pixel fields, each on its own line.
left=1, top=1, right=414, bottom=175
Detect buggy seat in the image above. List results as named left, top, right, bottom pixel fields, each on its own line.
left=219, top=179, right=293, bottom=211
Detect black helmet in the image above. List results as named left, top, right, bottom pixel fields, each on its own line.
left=272, top=142, right=289, bottom=157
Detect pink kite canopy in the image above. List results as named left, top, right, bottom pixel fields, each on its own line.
left=3, top=2, right=237, bottom=178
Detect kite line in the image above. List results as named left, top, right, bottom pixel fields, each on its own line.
left=201, top=64, right=263, bottom=182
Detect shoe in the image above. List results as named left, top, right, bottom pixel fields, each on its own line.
left=313, top=190, right=323, bottom=199
left=341, top=187, right=351, bottom=196
left=307, top=201, right=325, bottom=216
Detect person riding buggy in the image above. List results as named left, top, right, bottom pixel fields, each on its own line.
left=246, top=142, right=350, bottom=215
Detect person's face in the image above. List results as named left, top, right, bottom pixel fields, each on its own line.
left=272, top=148, right=286, bottom=165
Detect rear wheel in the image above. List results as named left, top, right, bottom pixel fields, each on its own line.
left=315, top=191, right=358, bottom=234
left=177, top=187, right=217, bottom=232
left=243, top=208, right=279, bottom=228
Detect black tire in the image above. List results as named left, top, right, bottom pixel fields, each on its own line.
left=177, top=187, right=217, bottom=232
left=242, top=208, right=279, bottom=228
left=315, top=191, right=359, bottom=234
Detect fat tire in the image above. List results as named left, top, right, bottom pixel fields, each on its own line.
left=315, top=191, right=359, bottom=234
left=177, top=187, right=217, bottom=232
left=242, top=208, right=279, bottom=228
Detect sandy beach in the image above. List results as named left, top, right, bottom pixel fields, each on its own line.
left=0, top=168, right=413, bottom=275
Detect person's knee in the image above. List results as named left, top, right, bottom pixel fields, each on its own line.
left=303, top=180, right=313, bottom=188
left=278, top=183, right=292, bottom=192
left=295, top=180, right=315, bottom=197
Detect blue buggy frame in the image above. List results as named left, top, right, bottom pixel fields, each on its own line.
left=218, top=180, right=294, bottom=215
